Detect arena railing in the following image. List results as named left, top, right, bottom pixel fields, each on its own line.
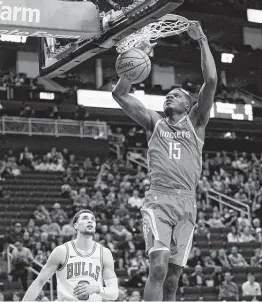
left=127, top=151, right=147, bottom=169
left=7, top=243, right=54, bottom=301
left=0, top=116, right=107, bottom=139
left=206, top=189, right=251, bottom=221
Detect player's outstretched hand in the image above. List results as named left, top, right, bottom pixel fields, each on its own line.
left=138, top=40, right=157, bottom=56
left=187, top=21, right=206, bottom=41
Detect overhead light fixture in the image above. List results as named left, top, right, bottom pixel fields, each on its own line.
left=247, top=9, right=262, bottom=24
left=221, top=53, right=234, bottom=63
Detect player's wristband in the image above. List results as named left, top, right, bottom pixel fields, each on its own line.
left=198, top=35, right=207, bottom=42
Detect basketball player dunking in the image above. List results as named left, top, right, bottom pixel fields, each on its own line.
left=22, top=210, right=119, bottom=301
left=112, top=21, right=217, bottom=301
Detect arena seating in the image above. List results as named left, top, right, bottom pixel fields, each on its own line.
left=1, top=147, right=262, bottom=301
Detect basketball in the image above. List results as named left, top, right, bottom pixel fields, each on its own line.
left=115, top=48, right=151, bottom=84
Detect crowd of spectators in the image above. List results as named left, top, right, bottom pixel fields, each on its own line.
left=1, top=142, right=262, bottom=301
left=0, top=72, right=37, bottom=88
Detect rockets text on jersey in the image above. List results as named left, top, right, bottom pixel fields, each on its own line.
left=56, top=241, right=103, bottom=301
left=147, top=115, right=203, bottom=191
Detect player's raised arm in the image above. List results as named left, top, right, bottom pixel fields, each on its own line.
left=112, top=42, right=160, bottom=132
left=188, top=21, right=217, bottom=127
left=22, top=246, right=65, bottom=301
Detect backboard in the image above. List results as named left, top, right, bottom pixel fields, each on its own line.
left=39, top=0, right=184, bottom=78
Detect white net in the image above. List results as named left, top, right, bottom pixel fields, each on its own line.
left=116, top=15, right=189, bottom=53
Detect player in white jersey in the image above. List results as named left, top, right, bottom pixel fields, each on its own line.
left=22, top=209, right=119, bottom=301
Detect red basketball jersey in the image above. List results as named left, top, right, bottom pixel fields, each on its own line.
left=147, top=115, right=203, bottom=191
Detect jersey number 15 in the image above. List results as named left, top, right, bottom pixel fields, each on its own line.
left=169, top=142, right=181, bottom=160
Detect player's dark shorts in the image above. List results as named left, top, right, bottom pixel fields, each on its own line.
left=140, top=187, right=197, bottom=267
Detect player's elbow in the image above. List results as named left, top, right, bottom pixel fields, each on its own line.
left=206, top=74, right=218, bottom=85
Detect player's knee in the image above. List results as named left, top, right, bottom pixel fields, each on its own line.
left=150, top=263, right=168, bottom=282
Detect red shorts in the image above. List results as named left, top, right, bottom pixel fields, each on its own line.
left=140, top=188, right=197, bottom=267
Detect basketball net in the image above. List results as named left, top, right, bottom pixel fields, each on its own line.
left=116, top=14, right=189, bottom=53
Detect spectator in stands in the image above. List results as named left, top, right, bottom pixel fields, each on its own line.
left=195, top=219, right=210, bottom=238
left=218, top=271, right=239, bottom=301
left=50, top=203, right=67, bottom=223
left=204, top=250, right=220, bottom=267
left=74, top=105, right=87, bottom=121
left=82, top=157, right=92, bottom=170
left=113, top=127, right=125, bottom=153
left=128, top=189, right=143, bottom=209
left=118, top=232, right=136, bottom=260
left=207, top=211, right=225, bottom=228
left=125, top=265, right=148, bottom=288
left=0, top=293, right=4, bottom=301
left=253, top=218, right=262, bottom=242
left=115, top=203, right=129, bottom=221
left=45, top=221, right=61, bottom=237
left=32, top=241, right=44, bottom=257
left=73, top=188, right=91, bottom=208
left=62, top=148, right=70, bottom=164
left=9, top=222, right=25, bottom=243
left=46, top=147, right=59, bottom=163
left=40, top=232, right=50, bottom=251
left=227, top=225, right=241, bottom=242
left=63, top=167, right=74, bottom=183
left=19, top=102, right=34, bottom=117
left=242, top=273, right=261, bottom=297
left=222, top=209, right=237, bottom=227
left=37, top=290, right=49, bottom=302
left=228, top=246, right=249, bottom=267
left=187, top=247, right=205, bottom=267
left=49, top=105, right=60, bottom=119
left=61, top=184, right=73, bottom=198
left=217, top=248, right=231, bottom=268
left=250, top=248, right=262, bottom=267
left=239, top=226, right=255, bottom=242
left=129, top=290, right=141, bottom=302
left=212, top=265, right=224, bottom=287
left=76, top=168, right=88, bottom=185
left=67, top=154, right=78, bottom=169
left=125, top=218, right=140, bottom=236
left=117, top=187, right=129, bottom=204
left=5, top=151, right=21, bottom=177
left=178, top=272, right=191, bottom=289
left=61, top=219, right=75, bottom=240
left=99, top=224, right=109, bottom=241
left=120, top=175, right=132, bottom=190
left=10, top=241, right=33, bottom=291
left=244, top=177, right=256, bottom=200
left=12, top=292, right=21, bottom=301
left=93, top=156, right=101, bottom=171
left=198, top=176, right=211, bottom=195
left=22, top=232, right=32, bottom=249
left=189, top=264, right=206, bottom=287
left=234, top=188, right=249, bottom=204
left=212, top=175, right=225, bottom=193
left=19, top=146, right=34, bottom=169
left=33, top=205, right=51, bottom=225
left=109, top=217, right=130, bottom=242
left=238, top=211, right=251, bottom=228
left=104, top=233, right=117, bottom=254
